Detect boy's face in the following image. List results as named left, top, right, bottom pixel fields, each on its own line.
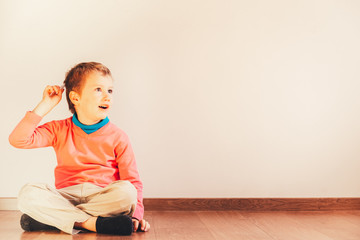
left=71, top=71, right=114, bottom=125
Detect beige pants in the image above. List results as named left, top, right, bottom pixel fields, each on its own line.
left=17, top=181, right=137, bottom=234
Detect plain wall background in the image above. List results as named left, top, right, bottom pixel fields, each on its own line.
left=1, top=0, right=360, bottom=198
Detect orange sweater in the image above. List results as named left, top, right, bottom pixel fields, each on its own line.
left=9, top=111, right=144, bottom=220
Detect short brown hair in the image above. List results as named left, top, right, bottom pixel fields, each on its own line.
left=63, top=62, right=112, bottom=114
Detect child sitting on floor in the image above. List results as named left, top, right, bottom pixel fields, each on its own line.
left=9, top=62, right=150, bottom=235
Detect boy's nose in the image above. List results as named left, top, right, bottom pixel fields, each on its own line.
left=103, top=93, right=111, bottom=101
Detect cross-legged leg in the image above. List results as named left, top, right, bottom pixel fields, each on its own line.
left=70, top=180, right=137, bottom=235
left=18, top=183, right=90, bottom=234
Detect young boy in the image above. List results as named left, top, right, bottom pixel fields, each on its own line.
left=9, top=62, right=150, bottom=235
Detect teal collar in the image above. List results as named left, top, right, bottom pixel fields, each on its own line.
left=72, top=113, right=109, bottom=134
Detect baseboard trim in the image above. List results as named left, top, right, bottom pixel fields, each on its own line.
left=1, top=197, right=360, bottom=211
left=0, top=198, right=18, bottom=210
left=143, top=198, right=360, bottom=211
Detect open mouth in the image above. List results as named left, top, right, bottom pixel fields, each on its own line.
left=99, top=105, right=109, bottom=110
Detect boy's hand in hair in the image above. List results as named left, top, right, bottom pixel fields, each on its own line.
left=33, top=85, right=64, bottom=117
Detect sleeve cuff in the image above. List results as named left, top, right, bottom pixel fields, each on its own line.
left=132, top=207, right=144, bottom=220
left=26, top=111, right=43, bottom=123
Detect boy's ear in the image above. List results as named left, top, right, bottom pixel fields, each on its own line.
left=69, top=91, right=80, bottom=106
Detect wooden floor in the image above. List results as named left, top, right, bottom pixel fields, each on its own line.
left=1, top=210, right=360, bottom=240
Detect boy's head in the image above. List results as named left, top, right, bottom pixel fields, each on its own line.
left=63, top=62, right=114, bottom=124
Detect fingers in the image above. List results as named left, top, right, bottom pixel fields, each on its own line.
left=136, top=219, right=150, bottom=232
left=132, top=219, right=139, bottom=232
left=52, top=85, right=62, bottom=96
left=46, top=85, right=64, bottom=97
left=141, top=220, right=150, bottom=232
left=132, top=219, right=151, bottom=232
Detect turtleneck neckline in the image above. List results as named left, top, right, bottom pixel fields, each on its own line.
left=72, top=113, right=109, bottom=134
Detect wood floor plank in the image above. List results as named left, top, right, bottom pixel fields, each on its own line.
left=0, top=210, right=24, bottom=239
left=243, top=211, right=335, bottom=240
left=284, top=211, right=360, bottom=240
left=2, top=210, right=360, bottom=240
left=341, top=210, right=360, bottom=225
left=20, top=231, right=156, bottom=240
left=151, top=211, right=216, bottom=240
left=197, top=211, right=274, bottom=240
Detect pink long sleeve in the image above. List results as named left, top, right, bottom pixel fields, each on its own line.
left=9, top=111, right=54, bottom=148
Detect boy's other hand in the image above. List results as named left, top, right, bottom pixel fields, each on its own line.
left=132, top=218, right=150, bottom=232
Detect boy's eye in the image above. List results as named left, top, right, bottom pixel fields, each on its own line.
left=108, top=89, right=113, bottom=94
left=95, top=88, right=101, bottom=92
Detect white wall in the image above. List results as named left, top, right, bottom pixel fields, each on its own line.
left=1, top=0, right=360, bottom=198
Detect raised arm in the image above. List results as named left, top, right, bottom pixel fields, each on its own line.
left=9, top=85, right=64, bottom=148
